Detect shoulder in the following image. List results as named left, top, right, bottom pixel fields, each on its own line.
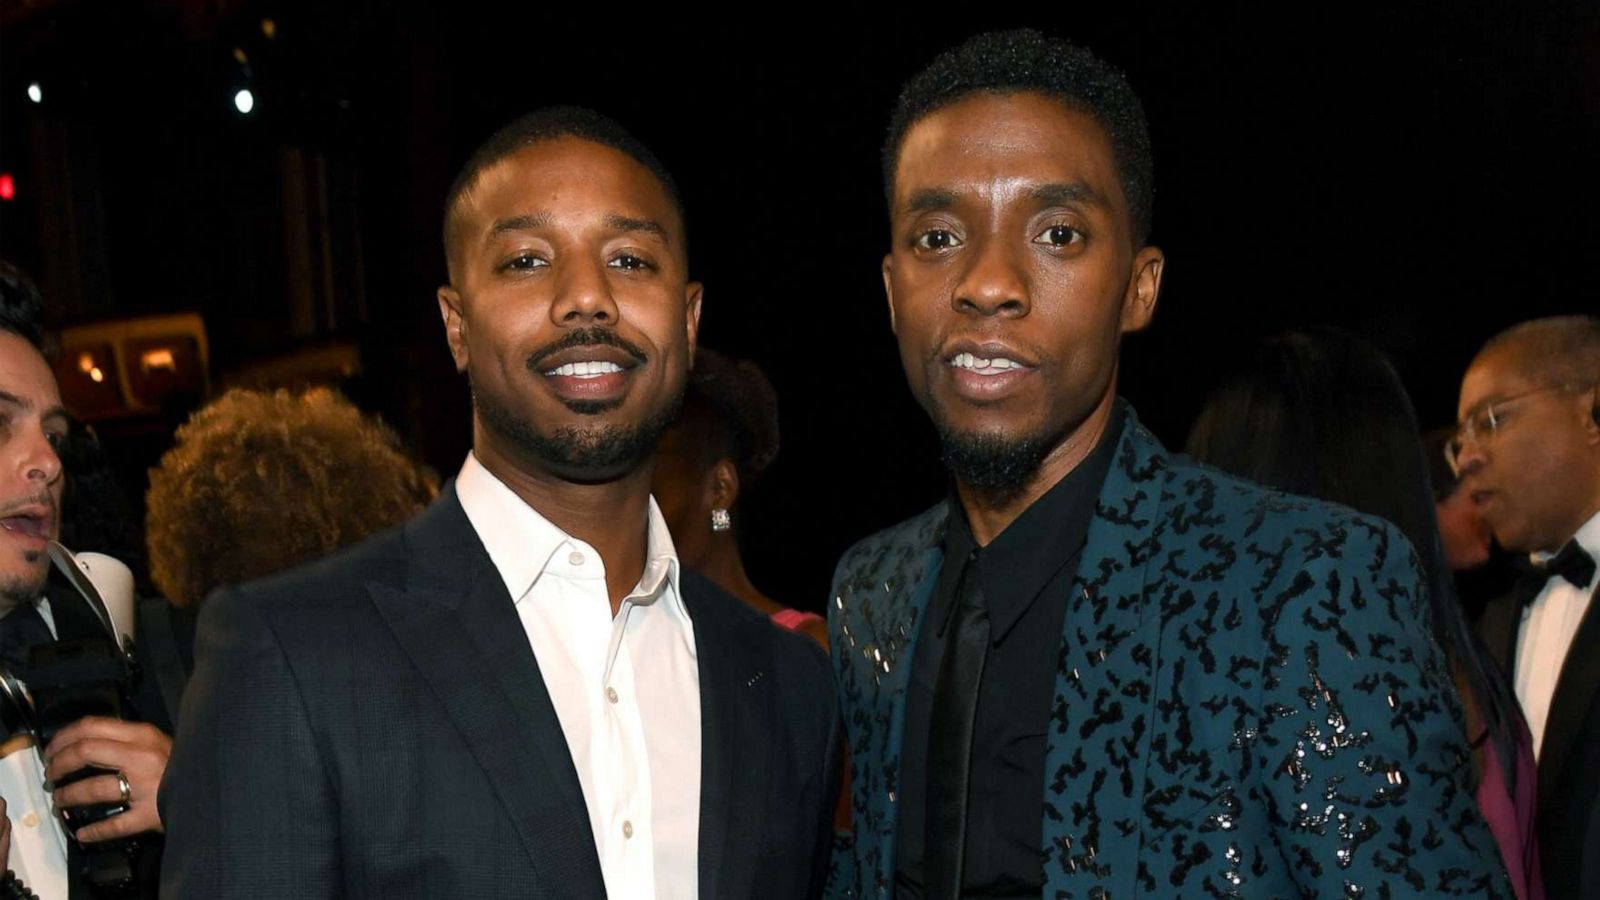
left=1161, top=455, right=1416, bottom=578
left=830, top=502, right=947, bottom=592
left=215, top=519, right=412, bottom=614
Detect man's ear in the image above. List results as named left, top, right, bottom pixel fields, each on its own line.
left=1120, top=245, right=1165, bottom=334
left=882, top=254, right=898, bottom=334
left=684, top=281, right=705, bottom=370
left=437, top=286, right=469, bottom=373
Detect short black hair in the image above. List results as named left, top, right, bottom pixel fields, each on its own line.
left=883, top=29, right=1155, bottom=246
left=679, top=347, right=780, bottom=488
left=0, top=260, right=46, bottom=351
left=442, top=106, right=685, bottom=276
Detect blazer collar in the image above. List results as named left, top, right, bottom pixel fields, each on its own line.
left=369, top=485, right=607, bottom=896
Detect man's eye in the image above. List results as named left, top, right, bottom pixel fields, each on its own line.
left=609, top=254, right=653, bottom=272
left=45, top=432, right=66, bottom=451
left=914, top=230, right=961, bottom=251
left=501, top=253, right=547, bottom=272
left=1034, top=224, right=1085, bottom=247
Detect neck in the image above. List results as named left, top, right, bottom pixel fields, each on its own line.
left=694, top=539, right=781, bottom=614
left=473, top=439, right=654, bottom=616
left=955, top=391, right=1117, bottom=547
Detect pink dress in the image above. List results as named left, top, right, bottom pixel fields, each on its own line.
left=769, top=608, right=824, bottom=632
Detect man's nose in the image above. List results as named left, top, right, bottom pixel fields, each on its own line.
left=550, top=258, right=621, bottom=326
left=951, top=235, right=1029, bottom=318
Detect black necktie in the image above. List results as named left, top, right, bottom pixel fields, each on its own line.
left=0, top=601, right=55, bottom=680
left=1512, top=540, right=1597, bottom=609
left=925, top=553, right=990, bottom=900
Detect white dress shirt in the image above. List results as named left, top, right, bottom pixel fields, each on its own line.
left=1515, top=509, right=1600, bottom=759
left=1, top=597, right=70, bottom=900
left=455, top=453, right=701, bottom=899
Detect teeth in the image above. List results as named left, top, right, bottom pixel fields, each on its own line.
left=545, top=361, right=625, bottom=378
left=951, top=352, right=1023, bottom=372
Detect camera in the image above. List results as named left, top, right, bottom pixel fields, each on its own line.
left=0, top=543, right=143, bottom=898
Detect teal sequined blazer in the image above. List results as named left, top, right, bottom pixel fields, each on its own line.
left=827, top=404, right=1510, bottom=898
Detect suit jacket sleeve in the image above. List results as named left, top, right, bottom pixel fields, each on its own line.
left=1259, top=518, right=1511, bottom=896
left=158, top=586, right=341, bottom=898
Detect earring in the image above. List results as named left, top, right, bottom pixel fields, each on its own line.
left=710, top=508, right=732, bottom=532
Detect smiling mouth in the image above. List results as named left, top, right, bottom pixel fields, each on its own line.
left=949, top=352, right=1030, bottom=375
left=542, top=360, right=628, bottom=378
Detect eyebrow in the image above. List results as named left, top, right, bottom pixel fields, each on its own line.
left=604, top=213, right=670, bottom=245
left=484, top=212, right=671, bottom=246
left=486, top=213, right=551, bottom=241
left=0, top=390, right=67, bottom=424
left=1031, top=182, right=1110, bottom=209
left=904, top=188, right=958, bottom=215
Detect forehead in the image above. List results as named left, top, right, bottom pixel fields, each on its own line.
left=1460, top=345, right=1541, bottom=408
left=892, top=92, right=1126, bottom=213
left=459, top=137, right=682, bottom=239
left=0, top=332, right=61, bottom=410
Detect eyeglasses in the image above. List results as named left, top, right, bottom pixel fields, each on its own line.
left=1445, top=382, right=1586, bottom=474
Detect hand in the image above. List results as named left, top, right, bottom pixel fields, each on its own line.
left=43, top=716, right=172, bottom=842
left=1, top=795, right=11, bottom=864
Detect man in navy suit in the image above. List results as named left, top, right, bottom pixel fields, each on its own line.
left=160, top=108, right=840, bottom=899
left=828, top=30, right=1509, bottom=898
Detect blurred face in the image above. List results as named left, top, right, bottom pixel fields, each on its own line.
left=439, top=138, right=702, bottom=483
left=883, top=93, right=1163, bottom=490
left=1454, top=346, right=1600, bottom=553
left=1435, top=488, right=1493, bottom=571
left=650, top=421, right=715, bottom=567
left=0, top=332, right=66, bottom=610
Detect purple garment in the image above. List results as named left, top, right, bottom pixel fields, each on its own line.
left=1477, top=716, right=1545, bottom=900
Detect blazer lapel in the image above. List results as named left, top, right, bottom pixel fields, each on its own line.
left=1534, top=583, right=1600, bottom=811
left=1475, top=589, right=1521, bottom=675
left=1040, top=406, right=1167, bottom=899
left=369, top=487, right=604, bottom=897
left=684, top=574, right=771, bottom=900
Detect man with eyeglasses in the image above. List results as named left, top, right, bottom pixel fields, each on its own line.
left=1451, top=314, right=1600, bottom=900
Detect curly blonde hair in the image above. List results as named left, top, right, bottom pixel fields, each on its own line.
left=146, top=388, right=437, bottom=608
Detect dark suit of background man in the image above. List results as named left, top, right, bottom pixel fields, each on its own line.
left=160, top=107, right=841, bottom=899
left=828, top=30, right=1509, bottom=898
left=1453, top=316, right=1600, bottom=900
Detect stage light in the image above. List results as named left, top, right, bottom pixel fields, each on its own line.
left=0, top=173, right=14, bottom=202
left=234, top=89, right=255, bottom=114
left=26, top=82, right=41, bottom=104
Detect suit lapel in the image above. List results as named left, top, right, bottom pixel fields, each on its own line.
left=1040, top=409, right=1167, bottom=898
left=368, top=487, right=604, bottom=897
left=1475, top=590, right=1521, bottom=675
left=684, top=573, right=771, bottom=900
left=1535, top=583, right=1600, bottom=811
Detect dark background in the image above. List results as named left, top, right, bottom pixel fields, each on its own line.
left=2, top=1, right=1597, bottom=609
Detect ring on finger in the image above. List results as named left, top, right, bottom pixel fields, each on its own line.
left=114, top=771, right=131, bottom=806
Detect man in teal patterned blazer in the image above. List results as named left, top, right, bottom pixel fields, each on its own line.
left=827, top=29, right=1511, bottom=899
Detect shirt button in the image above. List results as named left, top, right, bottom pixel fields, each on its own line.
left=20, top=812, right=38, bottom=828
left=606, top=686, right=619, bottom=704
left=622, top=820, right=634, bottom=839
left=568, top=551, right=585, bottom=566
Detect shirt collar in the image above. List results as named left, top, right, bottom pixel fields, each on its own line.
left=454, top=453, right=685, bottom=616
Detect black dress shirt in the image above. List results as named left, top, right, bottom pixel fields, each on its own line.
left=895, top=407, right=1123, bottom=898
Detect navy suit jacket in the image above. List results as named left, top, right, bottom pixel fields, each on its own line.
left=827, top=404, right=1510, bottom=898
left=159, top=484, right=840, bottom=899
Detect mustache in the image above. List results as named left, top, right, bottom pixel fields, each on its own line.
left=525, top=328, right=649, bottom=371
left=0, top=491, right=57, bottom=518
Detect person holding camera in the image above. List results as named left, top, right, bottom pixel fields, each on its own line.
left=0, top=263, right=177, bottom=900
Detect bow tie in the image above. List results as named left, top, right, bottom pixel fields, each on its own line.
left=1512, top=539, right=1597, bottom=609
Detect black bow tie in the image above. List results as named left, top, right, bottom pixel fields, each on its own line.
left=1512, top=539, right=1597, bottom=609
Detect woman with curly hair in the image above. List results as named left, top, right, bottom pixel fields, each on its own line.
left=651, top=348, right=828, bottom=648
left=145, top=387, right=437, bottom=609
